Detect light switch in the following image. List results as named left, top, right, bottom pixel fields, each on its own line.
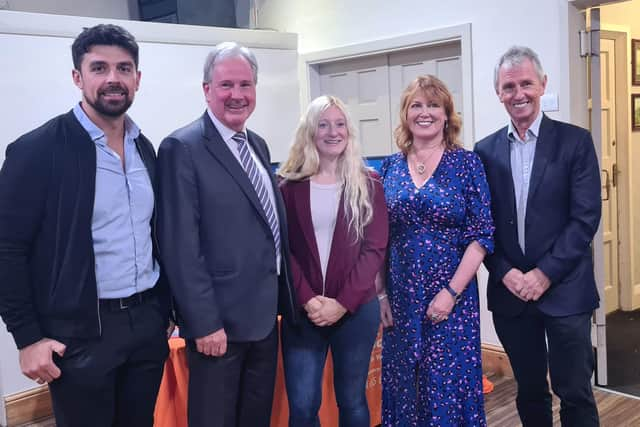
left=541, top=93, right=559, bottom=112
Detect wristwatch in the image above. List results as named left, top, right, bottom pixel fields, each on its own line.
left=444, top=284, right=462, bottom=304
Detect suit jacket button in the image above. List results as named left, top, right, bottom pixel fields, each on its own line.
left=508, top=219, right=514, bottom=225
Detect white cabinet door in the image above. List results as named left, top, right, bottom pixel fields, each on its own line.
left=313, top=42, right=462, bottom=157
left=319, top=55, right=392, bottom=156
left=389, top=43, right=462, bottom=146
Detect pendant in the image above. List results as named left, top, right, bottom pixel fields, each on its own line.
left=416, top=163, right=426, bottom=175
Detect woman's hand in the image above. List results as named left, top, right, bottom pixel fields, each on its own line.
left=426, top=289, right=455, bottom=324
left=379, top=295, right=394, bottom=328
left=307, top=296, right=347, bottom=326
left=304, top=296, right=323, bottom=314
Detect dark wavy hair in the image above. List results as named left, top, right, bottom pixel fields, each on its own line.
left=72, top=24, right=139, bottom=70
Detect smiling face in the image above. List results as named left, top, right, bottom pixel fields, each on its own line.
left=497, top=58, right=547, bottom=132
left=313, top=105, right=349, bottom=161
left=203, top=55, right=256, bottom=132
left=406, top=92, right=447, bottom=144
left=72, top=45, right=140, bottom=120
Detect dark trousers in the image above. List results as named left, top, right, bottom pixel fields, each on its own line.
left=49, top=297, right=169, bottom=427
left=493, top=304, right=599, bottom=427
left=281, top=298, right=380, bottom=427
left=186, top=323, right=278, bottom=427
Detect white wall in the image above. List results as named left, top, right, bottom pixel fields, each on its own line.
left=1, top=0, right=132, bottom=19
left=259, top=0, right=589, bottom=347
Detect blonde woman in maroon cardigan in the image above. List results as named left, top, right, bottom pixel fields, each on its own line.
left=278, top=95, right=388, bottom=427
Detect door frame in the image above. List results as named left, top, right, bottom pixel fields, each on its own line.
left=299, top=23, right=475, bottom=149
left=600, top=28, right=632, bottom=311
left=588, top=8, right=632, bottom=386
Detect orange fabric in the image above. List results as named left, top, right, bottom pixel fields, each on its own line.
left=482, top=375, right=494, bottom=394
left=154, top=338, right=189, bottom=427
left=154, top=327, right=383, bottom=427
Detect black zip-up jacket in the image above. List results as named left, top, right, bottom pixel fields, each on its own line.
left=0, top=110, right=170, bottom=349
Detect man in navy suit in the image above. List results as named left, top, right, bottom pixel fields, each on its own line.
left=475, top=46, right=601, bottom=427
left=157, top=42, right=297, bottom=427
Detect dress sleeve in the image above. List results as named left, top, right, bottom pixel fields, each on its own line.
left=463, top=151, right=495, bottom=254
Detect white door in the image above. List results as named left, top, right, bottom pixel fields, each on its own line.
left=314, top=42, right=462, bottom=157
left=388, top=42, right=463, bottom=144
left=599, top=37, right=620, bottom=314
left=319, top=55, right=393, bottom=156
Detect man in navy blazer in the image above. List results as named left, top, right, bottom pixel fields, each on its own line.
left=475, top=46, right=601, bottom=426
left=157, top=42, right=297, bottom=427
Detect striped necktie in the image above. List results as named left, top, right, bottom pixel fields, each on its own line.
left=232, top=132, right=281, bottom=256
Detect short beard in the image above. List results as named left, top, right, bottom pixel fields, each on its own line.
left=86, top=94, right=133, bottom=118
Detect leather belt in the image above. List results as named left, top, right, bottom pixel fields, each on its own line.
left=99, top=287, right=157, bottom=311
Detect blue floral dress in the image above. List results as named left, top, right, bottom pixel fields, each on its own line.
left=380, top=148, right=494, bottom=426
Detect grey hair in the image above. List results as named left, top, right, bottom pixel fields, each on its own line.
left=493, top=46, right=545, bottom=92
left=202, top=41, right=258, bottom=84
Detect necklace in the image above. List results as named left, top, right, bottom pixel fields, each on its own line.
left=412, top=145, right=442, bottom=175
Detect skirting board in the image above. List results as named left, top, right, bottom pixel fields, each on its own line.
left=2, top=346, right=512, bottom=426
left=481, top=343, right=514, bottom=378
left=4, top=385, right=52, bottom=427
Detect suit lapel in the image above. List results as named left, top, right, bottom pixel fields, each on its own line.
left=496, top=130, right=517, bottom=221
left=324, top=189, right=347, bottom=285
left=200, top=113, right=269, bottom=227
left=526, top=115, right=555, bottom=205
left=494, top=129, right=524, bottom=257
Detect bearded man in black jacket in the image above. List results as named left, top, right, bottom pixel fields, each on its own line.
left=0, top=24, right=171, bottom=427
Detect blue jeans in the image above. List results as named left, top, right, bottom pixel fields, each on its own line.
left=282, top=297, right=380, bottom=427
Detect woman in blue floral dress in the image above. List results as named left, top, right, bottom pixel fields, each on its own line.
left=378, top=75, right=494, bottom=426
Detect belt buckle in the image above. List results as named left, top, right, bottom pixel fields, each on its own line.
left=119, top=298, right=129, bottom=310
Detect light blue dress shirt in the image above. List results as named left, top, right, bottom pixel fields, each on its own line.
left=508, top=110, right=543, bottom=254
left=73, top=103, right=159, bottom=298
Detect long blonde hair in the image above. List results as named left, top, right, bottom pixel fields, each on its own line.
left=278, top=95, right=374, bottom=241
left=394, top=75, right=462, bottom=154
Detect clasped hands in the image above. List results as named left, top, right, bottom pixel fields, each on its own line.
left=304, top=295, right=347, bottom=327
left=503, top=267, right=550, bottom=301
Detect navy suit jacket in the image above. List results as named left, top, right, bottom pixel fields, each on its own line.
left=157, top=112, right=297, bottom=341
left=474, top=114, right=601, bottom=317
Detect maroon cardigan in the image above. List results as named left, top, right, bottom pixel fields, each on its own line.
left=279, top=173, right=388, bottom=313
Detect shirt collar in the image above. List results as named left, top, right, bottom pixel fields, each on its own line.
left=507, top=110, right=543, bottom=142
left=207, top=108, right=246, bottom=144
left=73, top=102, right=140, bottom=147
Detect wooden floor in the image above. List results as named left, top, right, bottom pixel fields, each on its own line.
left=20, top=375, right=640, bottom=426
left=484, top=375, right=640, bottom=427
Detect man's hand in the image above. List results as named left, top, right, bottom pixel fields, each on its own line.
left=19, top=338, right=66, bottom=384
left=379, top=296, right=394, bottom=328
left=522, top=268, right=551, bottom=301
left=195, top=328, right=227, bottom=357
left=502, top=268, right=528, bottom=301
left=307, top=296, right=347, bottom=326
